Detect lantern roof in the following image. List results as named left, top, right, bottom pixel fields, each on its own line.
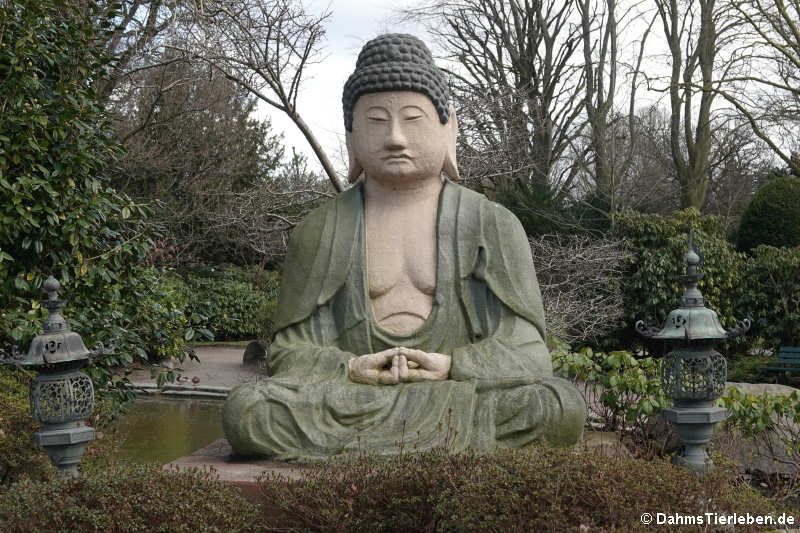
left=636, top=231, right=749, bottom=342
left=2, top=276, right=90, bottom=368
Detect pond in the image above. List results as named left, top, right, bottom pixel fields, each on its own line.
left=111, top=397, right=224, bottom=465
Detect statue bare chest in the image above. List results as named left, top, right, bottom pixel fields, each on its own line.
left=365, top=201, right=438, bottom=334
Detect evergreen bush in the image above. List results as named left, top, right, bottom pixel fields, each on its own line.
left=738, top=245, right=800, bottom=349
left=258, top=446, right=786, bottom=532
left=0, top=0, right=200, bottom=398
left=181, top=268, right=280, bottom=341
left=0, top=464, right=261, bottom=532
left=612, top=209, right=746, bottom=351
left=737, top=176, right=800, bottom=251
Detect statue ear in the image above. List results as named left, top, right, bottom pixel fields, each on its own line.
left=442, top=106, right=460, bottom=180
left=346, top=131, right=364, bottom=184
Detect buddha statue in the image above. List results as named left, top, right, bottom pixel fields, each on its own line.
left=222, top=34, right=586, bottom=461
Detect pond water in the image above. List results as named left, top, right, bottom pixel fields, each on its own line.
left=112, top=397, right=224, bottom=465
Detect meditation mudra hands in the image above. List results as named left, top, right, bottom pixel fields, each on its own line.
left=348, top=347, right=451, bottom=385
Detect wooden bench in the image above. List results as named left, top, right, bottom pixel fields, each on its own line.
left=764, top=346, right=800, bottom=382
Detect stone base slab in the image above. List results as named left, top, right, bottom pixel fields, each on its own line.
left=166, top=439, right=314, bottom=502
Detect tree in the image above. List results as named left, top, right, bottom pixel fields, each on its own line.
left=107, top=50, right=288, bottom=265
left=723, top=0, right=800, bottom=176
left=404, top=0, right=587, bottom=232
left=209, top=150, right=334, bottom=267
left=167, top=0, right=344, bottom=193
left=701, top=119, right=773, bottom=233
left=94, top=0, right=190, bottom=105
left=576, top=0, right=654, bottom=221
left=652, top=0, right=742, bottom=210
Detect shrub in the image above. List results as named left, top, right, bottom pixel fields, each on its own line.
left=738, top=245, right=800, bottom=349
left=0, top=464, right=261, bottom=532
left=259, top=446, right=786, bottom=532
left=0, top=367, right=53, bottom=487
left=720, top=388, right=800, bottom=474
left=0, top=0, right=198, bottom=401
left=726, top=352, right=774, bottom=383
left=553, top=348, right=669, bottom=440
left=612, top=209, right=747, bottom=351
left=182, top=268, right=279, bottom=341
left=531, top=234, right=631, bottom=347
left=120, top=270, right=206, bottom=362
left=738, top=176, right=800, bottom=251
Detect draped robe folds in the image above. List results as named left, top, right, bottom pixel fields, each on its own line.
left=222, top=180, right=586, bottom=461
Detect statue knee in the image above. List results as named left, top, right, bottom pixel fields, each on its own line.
left=223, top=383, right=271, bottom=456
left=537, top=377, right=587, bottom=447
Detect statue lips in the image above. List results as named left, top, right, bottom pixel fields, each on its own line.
left=382, top=154, right=412, bottom=162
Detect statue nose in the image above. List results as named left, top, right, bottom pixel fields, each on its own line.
left=384, top=119, right=407, bottom=150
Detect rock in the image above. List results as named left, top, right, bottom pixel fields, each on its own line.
left=242, top=340, right=268, bottom=371
left=725, top=381, right=798, bottom=397
left=579, top=431, right=633, bottom=459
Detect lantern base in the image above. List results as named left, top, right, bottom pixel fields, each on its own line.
left=33, top=422, right=95, bottom=477
left=662, top=406, right=727, bottom=474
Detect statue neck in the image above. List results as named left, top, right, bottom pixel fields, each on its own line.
left=363, top=175, right=444, bottom=205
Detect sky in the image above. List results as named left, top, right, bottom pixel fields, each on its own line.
left=254, top=0, right=426, bottom=175
left=256, top=0, right=664, bottom=177
left=254, top=0, right=759, bottom=178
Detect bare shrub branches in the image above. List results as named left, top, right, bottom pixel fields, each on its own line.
left=208, top=154, right=334, bottom=262
left=531, top=234, right=632, bottom=345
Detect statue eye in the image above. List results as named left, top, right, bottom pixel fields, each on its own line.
left=400, top=106, right=425, bottom=121
left=367, top=114, right=389, bottom=122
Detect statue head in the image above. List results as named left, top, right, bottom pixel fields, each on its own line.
left=342, top=34, right=459, bottom=184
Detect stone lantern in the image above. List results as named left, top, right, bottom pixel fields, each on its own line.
left=1, top=276, right=112, bottom=477
left=636, top=232, right=749, bottom=473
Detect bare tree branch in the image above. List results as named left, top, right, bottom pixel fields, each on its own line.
left=170, top=0, right=344, bottom=192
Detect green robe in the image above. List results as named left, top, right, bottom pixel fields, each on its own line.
left=222, top=180, right=585, bottom=460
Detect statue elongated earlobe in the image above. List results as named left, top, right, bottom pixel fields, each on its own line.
left=442, top=108, right=460, bottom=180
left=346, top=131, right=364, bottom=184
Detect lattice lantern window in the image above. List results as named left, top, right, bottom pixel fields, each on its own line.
left=661, top=342, right=727, bottom=404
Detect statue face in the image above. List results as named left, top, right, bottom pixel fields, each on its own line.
left=350, top=91, right=450, bottom=185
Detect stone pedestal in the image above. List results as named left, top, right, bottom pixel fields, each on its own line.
left=166, top=439, right=313, bottom=502
left=34, top=422, right=95, bottom=477
left=662, top=405, right=727, bottom=473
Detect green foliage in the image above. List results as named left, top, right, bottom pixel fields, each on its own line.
left=0, top=464, right=261, bottom=532
left=181, top=267, right=280, bottom=341
left=737, top=175, right=800, bottom=251
left=726, top=352, right=774, bottom=383
left=553, top=348, right=669, bottom=435
left=720, top=388, right=800, bottom=466
left=259, top=446, right=784, bottom=532
left=738, top=245, right=800, bottom=348
left=0, top=367, right=53, bottom=487
left=0, top=0, right=198, bottom=398
left=612, top=209, right=746, bottom=349
left=118, top=269, right=211, bottom=362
